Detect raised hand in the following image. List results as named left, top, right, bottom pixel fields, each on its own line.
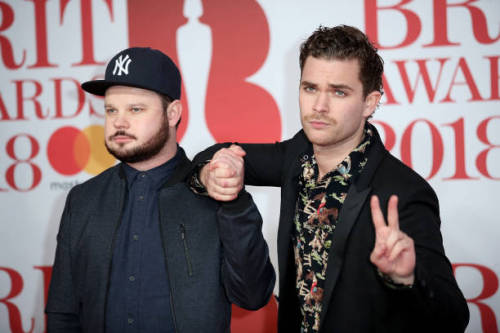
left=370, top=195, right=415, bottom=285
left=200, top=145, right=246, bottom=201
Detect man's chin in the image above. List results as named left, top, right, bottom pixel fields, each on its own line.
left=106, top=145, right=134, bottom=162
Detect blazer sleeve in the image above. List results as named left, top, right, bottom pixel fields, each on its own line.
left=216, top=190, right=276, bottom=310
left=192, top=139, right=293, bottom=187
left=388, top=182, right=469, bottom=332
left=45, top=191, right=82, bottom=333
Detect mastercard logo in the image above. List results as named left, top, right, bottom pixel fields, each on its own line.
left=47, top=126, right=116, bottom=175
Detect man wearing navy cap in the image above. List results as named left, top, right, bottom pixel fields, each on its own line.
left=45, top=47, right=275, bottom=333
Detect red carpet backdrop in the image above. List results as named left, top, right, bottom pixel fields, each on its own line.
left=0, top=0, right=499, bottom=332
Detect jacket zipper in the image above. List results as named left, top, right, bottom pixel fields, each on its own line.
left=180, top=224, right=193, bottom=277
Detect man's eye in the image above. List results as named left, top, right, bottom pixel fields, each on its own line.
left=131, top=107, right=142, bottom=113
left=335, top=90, right=345, bottom=97
left=105, top=108, right=116, bottom=114
left=304, top=86, right=315, bottom=92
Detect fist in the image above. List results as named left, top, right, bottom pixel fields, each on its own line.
left=200, top=145, right=246, bottom=201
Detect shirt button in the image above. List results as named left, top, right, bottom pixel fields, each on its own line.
left=128, top=317, right=134, bottom=324
left=129, top=275, right=135, bottom=282
left=140, top=174, right=146, bottom=178
left=138, top=195, right=144, bottom=201
left=133, top=234, right=139, bottom=241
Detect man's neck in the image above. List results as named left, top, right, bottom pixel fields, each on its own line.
left=314, top=132, right=364, bottom=180
left=126, top=141, right=178, bottom=171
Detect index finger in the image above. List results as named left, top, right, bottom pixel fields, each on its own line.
left=387, top=195, right=400, bottom=230
left=370, top=195, right=387, bottom=231
left=208, top=159, right=235, bottom=176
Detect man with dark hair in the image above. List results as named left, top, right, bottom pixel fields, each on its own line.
left=45, top=47, right=275, bottom=333
left=193, top=25, right=469, bottom=332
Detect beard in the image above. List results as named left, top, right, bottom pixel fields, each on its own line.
left=105, top=119, right=169, bottom=164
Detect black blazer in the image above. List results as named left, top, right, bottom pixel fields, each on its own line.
left=196, top=124, right=469, bottom=332
left=46, top=148, right=275, bottom=333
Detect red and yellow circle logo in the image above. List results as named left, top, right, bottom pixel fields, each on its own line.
left=47, top=126, right=116, bottom=175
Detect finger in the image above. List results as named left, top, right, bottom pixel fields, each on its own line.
left=228, top=144, right=246, bottom=157
left=209, top=160, right=236, bottom=176
left=370, top=195, right=386, bottom=231
left=214, top=147, right=245, bottom=161
left=387, top=195, right=399, bottom=230
left=385, top=229, right=404, bottom=251
left=206, top=172, right=236, bottom=194
left=211, top=175, right=242, bottom=189
left=388, top=237, right=413, bottom=262
left=211, top=153, right=243, bottom=172
left=208, top=191, right=239, bottom=202
left=206, top=180, right=241, bottom=197
left=370, top=242, right=387, bottom=263
left=212, top=167, right=239, bottom=179
left=208, top=169, right=242, bottom=189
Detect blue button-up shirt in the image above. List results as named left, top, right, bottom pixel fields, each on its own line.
left=106, top=152, right=179, bottom=333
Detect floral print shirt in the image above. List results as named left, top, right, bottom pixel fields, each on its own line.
left=293, top=126, right=373, bottom=332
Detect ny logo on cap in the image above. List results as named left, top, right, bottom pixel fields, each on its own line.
left=113, top=54, right=132, bottom=76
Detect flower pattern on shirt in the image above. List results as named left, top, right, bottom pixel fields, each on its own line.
left=293, top=126, right=373, bottom=332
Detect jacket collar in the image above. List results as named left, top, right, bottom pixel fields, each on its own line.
left=164, top=146, right=194, bottom=187
left=116, top=146, right=194, bottom=188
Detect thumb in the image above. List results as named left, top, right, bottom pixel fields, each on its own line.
left=229, top=144, right=246, bottom=157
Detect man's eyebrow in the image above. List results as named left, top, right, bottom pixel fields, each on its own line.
left=300, top=80, right=317, bottom=87
left=104, top=103, right=147, bottom=108
left=328, top=83, right=353, bottom=91
left=300, top=81, right=354, bottom=91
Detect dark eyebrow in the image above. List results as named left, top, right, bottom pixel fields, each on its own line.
left=104, top=103, right=147, bottom=108
left=329, top=84, right=353, bottom=91
left=300, top=80, right=316, bottom=87
left=300, top=80, right=354, bottom=91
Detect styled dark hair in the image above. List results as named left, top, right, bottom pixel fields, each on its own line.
left=299, top=25, right=384, bottom=98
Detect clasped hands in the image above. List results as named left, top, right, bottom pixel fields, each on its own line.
left=200, top=145, right=415, bottom=286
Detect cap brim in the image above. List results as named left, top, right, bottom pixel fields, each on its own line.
left=81, top=79, right=176, bottom=99
left=81, top=80, right=117, bottom=96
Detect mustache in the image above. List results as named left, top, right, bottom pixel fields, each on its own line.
left=109, top=131, right=137, bottom=140
left=305, top=116, right=334, bottom=123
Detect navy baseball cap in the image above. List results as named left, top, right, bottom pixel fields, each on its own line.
left=81, top=47, right=181, bottom=100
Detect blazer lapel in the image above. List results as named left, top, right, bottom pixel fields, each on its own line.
left=319, top=184, right=371, bottom=328
left=318, top=123, right=387, bottom=328
left=277, top=161, right=301, bottom=288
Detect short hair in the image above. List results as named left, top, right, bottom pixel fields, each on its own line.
left=299, top=25, right=384, bottom=98
left=159, top=93, right=181, bottom=128
left=160, top=93, right=173, bottom=111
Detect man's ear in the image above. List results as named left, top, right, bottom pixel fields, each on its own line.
left=363, top=91, right=382, bottom=118
left=167, top=100, right=182, bottom=127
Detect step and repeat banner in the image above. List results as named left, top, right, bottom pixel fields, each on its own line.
left=0, top=0, right=499, bottom=332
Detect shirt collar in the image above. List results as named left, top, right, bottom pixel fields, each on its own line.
left=122, top=147, right=180, bottom=190
left=300, top=123, right=374, bottom=184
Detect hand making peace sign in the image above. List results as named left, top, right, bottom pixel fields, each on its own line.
left=370, top=195, right=416, bottom=286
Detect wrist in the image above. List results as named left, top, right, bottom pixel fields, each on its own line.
left=390, top=273, right=415, bottom=286
left=189, top=161, right=210, bottom=195
left=377, top=269, right=414, bottom=289
left=200, top=164, right=209, bottom=187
